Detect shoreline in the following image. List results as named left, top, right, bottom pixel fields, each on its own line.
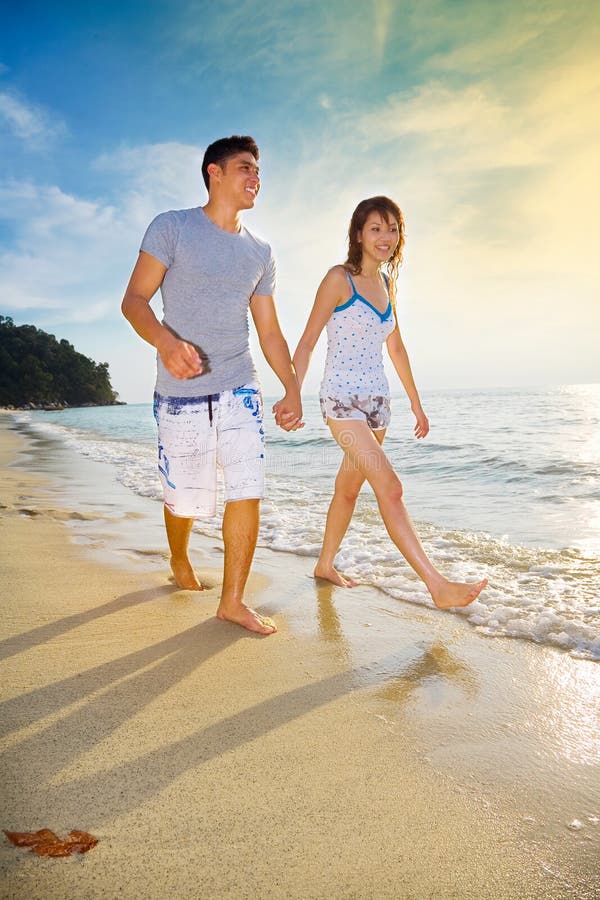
left=11, top=394, right=600, bottom=663
left=1, top=413, right=599, bottom=898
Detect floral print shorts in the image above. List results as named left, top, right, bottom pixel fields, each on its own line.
left=319, top=394, right=391, bottom=430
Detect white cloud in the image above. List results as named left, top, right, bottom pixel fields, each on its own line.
left=0, top=143, right=210, bottom=401
left=2, top=20, right=599, bottom=404
left=0, top=183, right=125, bottom=312
left=94, top=142, right=205, bottom=214
left=0, top=142, right=207, bottom=321
left=373, top=0, right=393, bottom=64
left=0, top=90, right=65, bottom=147
left=261, top=45, right=600, bottom=392
left=427, top=7, right=564, bottom=73
left=353, top=81, right=544, bottom=173
left=172, top=0, right=393, bottom=84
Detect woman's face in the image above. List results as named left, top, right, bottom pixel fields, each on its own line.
left=357, top=211, right=400, bottom=264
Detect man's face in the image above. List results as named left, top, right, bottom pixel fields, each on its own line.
left=215, top=152, right=260, bottom=209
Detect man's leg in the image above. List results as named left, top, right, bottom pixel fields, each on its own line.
left=216, top=498, right=276, bottom=634
left=164, top=505, right=205, bottom=591
left=155, top=393, right=217, bottom=590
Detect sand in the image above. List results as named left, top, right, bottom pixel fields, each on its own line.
left=1, top=413, right=598, bottom=899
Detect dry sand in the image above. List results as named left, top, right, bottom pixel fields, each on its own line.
left=1, top=414, right=598, bottom=899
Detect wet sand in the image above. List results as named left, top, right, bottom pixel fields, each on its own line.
left=1, top=413, right=598, bottom=899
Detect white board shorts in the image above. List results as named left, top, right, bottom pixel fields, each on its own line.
left=153, top=382, right=265, bottom=518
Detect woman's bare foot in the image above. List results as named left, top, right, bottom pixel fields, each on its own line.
left=216, top=602, right=277, bottom=635
left=170, top=557, right=205, bottom=591
left=431, top=578, right=488, bottom=609
left=313, top=563, right=358, bottom=588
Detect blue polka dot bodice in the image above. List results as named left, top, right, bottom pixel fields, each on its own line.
left=320, top=271, right=395, bottom=397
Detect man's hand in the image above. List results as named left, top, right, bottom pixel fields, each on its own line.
left=121, top=252, right=202, bottom=380
left=272, top=394, right=304, bottom=431
left=157, top=331, right=202, bottom=379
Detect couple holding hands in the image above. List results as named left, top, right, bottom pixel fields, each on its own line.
left=122, top=134, right=486, bottom=636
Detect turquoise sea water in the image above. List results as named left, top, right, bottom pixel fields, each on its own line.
left=16, top=384, right=600, bottom=659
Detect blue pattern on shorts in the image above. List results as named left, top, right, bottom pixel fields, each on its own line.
left=233, top=386, right=265, bottom=457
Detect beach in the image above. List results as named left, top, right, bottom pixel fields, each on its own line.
left=1, top=412, right=599, bottom=899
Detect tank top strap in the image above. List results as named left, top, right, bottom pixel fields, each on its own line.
left=382, top=272, right=390, bottom=294
left=346, top=270, right=358, bottom=295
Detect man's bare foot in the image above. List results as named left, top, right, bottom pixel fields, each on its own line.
left=313, top=563, right=358, bottom=588
left=431, top=578, right=488, bottom=610
left=170, top=557, right=205, bottom=591
left=216, top=603, right=277, bottom=635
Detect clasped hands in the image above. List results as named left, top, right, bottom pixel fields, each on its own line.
left=158, top=334, right=303, bottom=432
left=272, top=395, right=304, bottom=432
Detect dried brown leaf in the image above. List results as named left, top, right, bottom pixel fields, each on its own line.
left=32, top=841, right=72, bottom=858
left=3, top=828, right=99, bottom=857
left=66, top=830, right=99, bottom=853
left=4, top=829, right=59, bottom=848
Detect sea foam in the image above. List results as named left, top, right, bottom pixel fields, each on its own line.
left=17, top=388, right=600, bottom=661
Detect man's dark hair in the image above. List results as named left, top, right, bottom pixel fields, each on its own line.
left=201, top=135, right=259, bottom=190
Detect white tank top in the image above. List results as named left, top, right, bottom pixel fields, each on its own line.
left=320, top=271, right=395, bottom=397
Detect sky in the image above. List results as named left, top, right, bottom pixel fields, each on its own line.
left=1, top=0, right=599, bottom=402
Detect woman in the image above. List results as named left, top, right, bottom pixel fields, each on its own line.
left=289, top=196, right=487, bottom=608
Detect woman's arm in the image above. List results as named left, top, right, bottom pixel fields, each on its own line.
left=292, top=266, right=347, bottom=389
left=386, top=324, right=429, bottom=439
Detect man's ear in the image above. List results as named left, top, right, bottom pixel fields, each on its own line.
left=207, top=162, right=222, bottom=183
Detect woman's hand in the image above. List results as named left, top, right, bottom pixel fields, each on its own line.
left=413, top=406, right=429, bottom=439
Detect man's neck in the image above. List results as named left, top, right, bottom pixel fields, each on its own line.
left=202, top=199, right=242, bottom=234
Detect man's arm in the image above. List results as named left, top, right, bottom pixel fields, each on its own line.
left=250, top=294, right=303, bottom=431
left=121, top=251, right=202, bottom=380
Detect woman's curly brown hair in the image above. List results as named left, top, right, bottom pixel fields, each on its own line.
left=344, top=196, right=405, bottom=305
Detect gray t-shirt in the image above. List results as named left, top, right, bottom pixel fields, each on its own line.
left=140, top=206, right=276, bottom=397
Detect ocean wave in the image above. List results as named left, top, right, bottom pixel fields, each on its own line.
left=266, top=518, right=600, bottom=661
left=250, top=487, right=600, bottom=660
left=18, top=401, right=600, bottom=661
left=535, top=463, right=600, bottom=478
left=266, top=435, right=333, bottom=448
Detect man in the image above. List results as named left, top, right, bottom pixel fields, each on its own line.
left=121, top=135, right=302, bottom=636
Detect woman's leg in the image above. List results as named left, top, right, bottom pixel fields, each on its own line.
left=327, top=420, right=487, bottom=608
left=314, top=429, right=386, bottom=587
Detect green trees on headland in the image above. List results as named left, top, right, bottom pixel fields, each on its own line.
left=0, top=316, right=121, bottom=408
